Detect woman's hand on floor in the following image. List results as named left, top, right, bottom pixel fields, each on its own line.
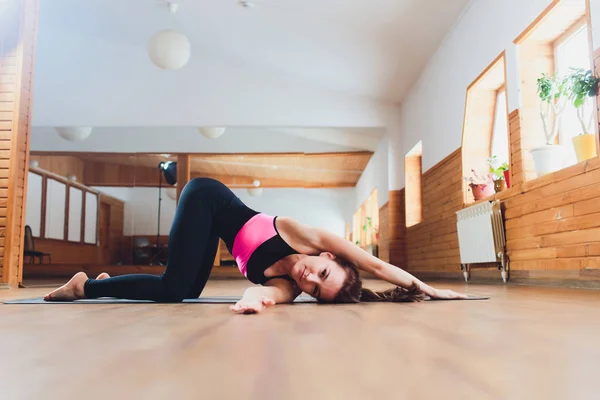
left=231, top=296, right=275, bottom=314
left=429, top=289, right=469, bottom=300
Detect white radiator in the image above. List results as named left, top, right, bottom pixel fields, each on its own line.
left=456, top=200, right=509, bottom=282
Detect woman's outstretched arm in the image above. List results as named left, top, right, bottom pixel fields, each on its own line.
left=294, top=222, right=466, bottom=300
left=231, top=278, right=301, bottom=314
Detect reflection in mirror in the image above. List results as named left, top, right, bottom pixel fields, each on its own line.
left=84, top=192, right=98, bottom=244
left=25, top=127, right=381, bottom=284
left=68, top=187, right=82, bottom=242
left=45, top=179, right=66, bottom=240
left=25, top=172, right=43, bottom=237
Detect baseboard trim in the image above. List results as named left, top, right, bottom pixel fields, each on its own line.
left=411, top=269, right=600, bottom=290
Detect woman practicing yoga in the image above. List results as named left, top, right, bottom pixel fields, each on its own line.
left=45, top=178, right=467, bottom=313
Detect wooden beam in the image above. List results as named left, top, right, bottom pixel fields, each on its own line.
left=176, top=154, right=190, bottom=203
left=81, top=161, right=355, bottom=188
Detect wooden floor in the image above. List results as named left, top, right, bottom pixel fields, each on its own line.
left=1, top=279, right=599, bottom=399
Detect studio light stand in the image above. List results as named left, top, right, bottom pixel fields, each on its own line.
left=150, top=161, right=177, bottom=266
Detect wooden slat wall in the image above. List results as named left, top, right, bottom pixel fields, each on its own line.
left=0, top=0, right=38, bottom=286
left=405, top=148, right=462, bottom=273
left=378, top=202, right=389, bottom=263
left=101, top=194, right=125, bottom=265
left=33, top=155, right=85, bottom=182
left=388, top=189, right=406, bottom=269
left=392, top=101, right=600, bottom=286
left=508, top=110, right=524, bottom=187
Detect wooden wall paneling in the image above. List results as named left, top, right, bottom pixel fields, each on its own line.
left=378, top=202, right=389, bottom=263
left=33, top=155, right=85, bottom=182
left=508, top=110, right=523, bottom=186
left=405, top=149, right=462, bottom=274
left=31, top=239, right=99, bottom=265
left=0, top=0, right=39, bottom=286
left=176, top=154, right=191, bottom=203
left=35, top=151, right=373, bottom=189
left=388, top=189, right=406, bottom=269
left=100, top=194, right=125, bottom=265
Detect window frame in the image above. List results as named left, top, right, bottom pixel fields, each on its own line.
left=490, top=86, right=510, bottom=164
left=513, top=0, right=598, bottom=182
left=461, top=52, right=511, bottom=205
left=28, top=167, right=99, bottom=246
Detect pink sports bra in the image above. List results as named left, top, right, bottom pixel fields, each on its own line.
left=231, top=213, right=298, bottom=285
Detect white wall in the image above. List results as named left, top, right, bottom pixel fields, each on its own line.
left=232, top=188, right=353, bottom=237
left=30, top=127, right=362, bottom=153
left=354, top=137, right=389, bottom=216
left=97, top=187, right=351, bottom=238
left=389, top=0, right=600, bottom=189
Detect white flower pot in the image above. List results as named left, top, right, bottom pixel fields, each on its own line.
left=531, top=145, right=567, bottom=177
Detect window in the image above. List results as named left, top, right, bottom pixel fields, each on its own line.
left=25, top=172, right=43, bottom=237
left=555, top=22, right=593, bottom=166
left=491, top=88, right=509, bottom=165
left=68, top=187, right=83, bottom=242
left=514, top=0, right=595, bottom=181
left=85, top=192, right=98, bottom=244
left=26, top=168, right=99, bottom=245
left=462, top=53, right=509, bottom=203
left=405, top=142, right=423, bottom=227
left=352, top=188, right=379, bottom=248
left=45, top=179, right=66, bottom=240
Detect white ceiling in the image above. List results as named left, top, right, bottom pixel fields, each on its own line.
left=30, top=0, right=470, bottom=153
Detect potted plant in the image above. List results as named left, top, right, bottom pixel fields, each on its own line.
left=566, top=68, right=599, bottom=162
left=533, top=73, right=569, bottom=176
left=463, top=169, right=494, bottom=200
left=487, top=156, right=509, bottom=192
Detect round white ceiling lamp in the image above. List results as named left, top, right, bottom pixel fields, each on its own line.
left=166, top=188, right=177, bottom=200
left=198, top=127, right=226, bottom=139
left=147, top=2, right=191, bottom=70
left=55, top=127, right=93, bottom=142
left=30, top=160, right=39, bottom=168
left=247, top=179, right=262, bottom=197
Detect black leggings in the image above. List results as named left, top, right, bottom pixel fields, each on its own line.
left=84, top=178, right=258, bottom=302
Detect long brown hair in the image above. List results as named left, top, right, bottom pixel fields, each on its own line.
left=332, top=257, right=426, bottom=303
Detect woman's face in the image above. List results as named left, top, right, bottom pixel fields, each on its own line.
left=291, top=253, right=347, bottom=302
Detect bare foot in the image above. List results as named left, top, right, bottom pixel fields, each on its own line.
left=96, top=272, right=110, bottom=280
left=44, top=272, right=88, bottom=301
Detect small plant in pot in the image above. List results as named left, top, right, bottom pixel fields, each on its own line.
left=487, top=156, right=509, bottom=193
left=463, top=169, right=494, bottom=200
left=566, top=68, right=599, bottom=162
left=533, top=73, right=569, bottom=176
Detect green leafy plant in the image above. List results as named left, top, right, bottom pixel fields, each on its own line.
left=537, top=73, right=569, bottom=144
left=566, top=68, right=600, bottom=134
left=487, top=156, right=509, bottom=181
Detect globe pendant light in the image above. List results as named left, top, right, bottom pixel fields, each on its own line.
left=198, top=127, right=226, bottom=139
left=55, top=127, right=93, bottom=142
left=147, top=2, right=190, bottom=70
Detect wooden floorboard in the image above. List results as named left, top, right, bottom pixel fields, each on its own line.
left=1, top=280, right=599, bottom=399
